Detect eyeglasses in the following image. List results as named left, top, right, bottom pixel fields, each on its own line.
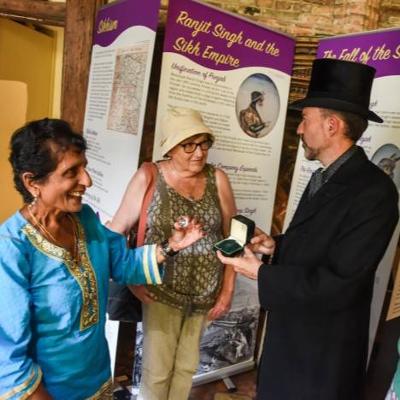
left=180, top=139, right=213, bottom=154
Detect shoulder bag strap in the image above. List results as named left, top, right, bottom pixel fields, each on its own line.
left=136, top=162, right=157, bottom=246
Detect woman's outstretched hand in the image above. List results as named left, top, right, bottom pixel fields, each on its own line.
left=169, top=216, right=205, bottom=252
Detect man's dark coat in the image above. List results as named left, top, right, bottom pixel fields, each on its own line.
left=257, top=147, right=399, bottom=399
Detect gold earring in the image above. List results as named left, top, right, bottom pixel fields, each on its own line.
left=30, top=194, right=38, bottom=208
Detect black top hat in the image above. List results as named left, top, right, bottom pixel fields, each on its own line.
left=289, top=59, right=383, bottom=123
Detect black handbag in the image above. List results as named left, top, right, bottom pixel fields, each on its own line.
left=107, top=281, right=142, bottom=322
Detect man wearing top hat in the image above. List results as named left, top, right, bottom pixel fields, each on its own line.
left=217, top=59, right=399, bottom=399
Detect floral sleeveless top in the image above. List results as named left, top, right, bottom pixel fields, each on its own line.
left=145, top=162, right=224, bottom=315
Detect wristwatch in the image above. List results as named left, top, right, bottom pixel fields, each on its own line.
left=160, top=239, right=179, bottom=257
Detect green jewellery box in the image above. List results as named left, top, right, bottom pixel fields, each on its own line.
left=213, top=215, right=255, bottom=257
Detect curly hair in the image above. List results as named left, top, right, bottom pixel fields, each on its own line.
left=9, top=118, right=87, bottom=203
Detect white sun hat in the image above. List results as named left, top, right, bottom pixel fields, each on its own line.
left=159, top=107, right=215, bottom=157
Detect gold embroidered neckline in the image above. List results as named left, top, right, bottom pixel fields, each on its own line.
left=22, top=215, right=99, bottom=330
left=23, top=213, right=80, bottom=263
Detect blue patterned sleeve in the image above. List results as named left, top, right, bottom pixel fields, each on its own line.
left=80, top=204, right=163, bottom=285
left=105, top=227, right=163, bottom=285
left=0, top=235, right=42, bottom=399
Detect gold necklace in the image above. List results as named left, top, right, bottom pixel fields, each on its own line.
left=67, top=214, right=80, bottom=263
left=27, top=205, right=59, bottom=245
left=27, top=206, right=80, bottom=262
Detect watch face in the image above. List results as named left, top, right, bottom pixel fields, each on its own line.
left=161, top=240, right=178, bottom=257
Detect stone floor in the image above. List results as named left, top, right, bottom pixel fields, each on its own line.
left=113, top=369, right=257, bottom=400
left=189, top=370, right=257, bottom=400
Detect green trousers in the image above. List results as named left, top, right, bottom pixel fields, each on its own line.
left=138, top=301, right=207, bottom=400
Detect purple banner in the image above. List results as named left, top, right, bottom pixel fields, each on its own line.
left=317, top=28, right=400, bottom=78
left=93, top=0, right=160, bottom=47
left=164, top=0, right=295, bottom=74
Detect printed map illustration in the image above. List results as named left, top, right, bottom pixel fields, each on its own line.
left=107, top=43, right=149, bottom=134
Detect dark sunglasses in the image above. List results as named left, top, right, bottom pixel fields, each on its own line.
left=180, top=139, right=213, bottom=154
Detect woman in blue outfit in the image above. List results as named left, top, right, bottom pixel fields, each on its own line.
left=0, top=119, right=203, bottom=400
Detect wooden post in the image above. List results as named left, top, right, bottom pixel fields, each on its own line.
left=61, top=0, right=106, bottom=133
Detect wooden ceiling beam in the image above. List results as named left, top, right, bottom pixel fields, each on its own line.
left=0, top=0, right=65, bottom=27
left=61, top=0, right=106, bottom=132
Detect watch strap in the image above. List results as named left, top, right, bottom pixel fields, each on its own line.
left=160, top=239, right=179, bottom=257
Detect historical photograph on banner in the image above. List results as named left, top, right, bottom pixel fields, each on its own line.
left=284, top=27, right=400, bottom=356
left=83, top=0, right=160, bottom=220
left=148, top=0, right=295, bottom=383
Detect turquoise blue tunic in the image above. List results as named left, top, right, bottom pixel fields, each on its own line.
left=0, top=204, right=161, bottom=399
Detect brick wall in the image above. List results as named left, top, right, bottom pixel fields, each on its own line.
left=378, top=0, right=400, bottom=28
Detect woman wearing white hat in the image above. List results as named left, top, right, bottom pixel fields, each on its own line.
left=110, top=107, right=236, bottom=400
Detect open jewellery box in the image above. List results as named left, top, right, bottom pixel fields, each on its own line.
left=213, top=215, right=255, bottom=257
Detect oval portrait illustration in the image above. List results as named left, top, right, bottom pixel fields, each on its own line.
left=371, top=143, right=400, bottom=190
left=236, top=73, right=280, bottom=138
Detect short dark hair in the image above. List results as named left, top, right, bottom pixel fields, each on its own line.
left=9, top=118, right=87, bottom=203
left=321, top=108, right=368, bottom=142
